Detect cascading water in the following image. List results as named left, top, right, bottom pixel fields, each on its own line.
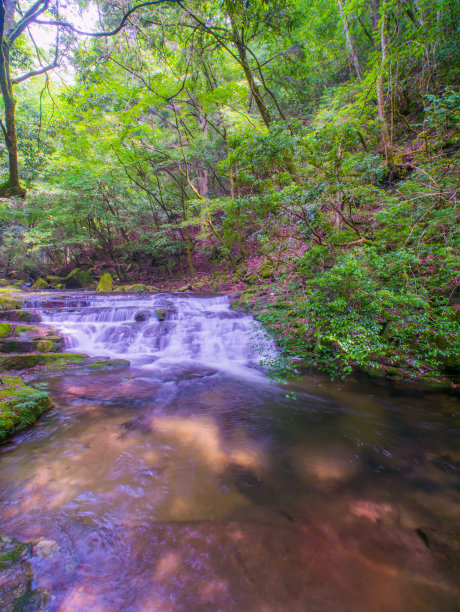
left=38, top=292, right=277, bottom=373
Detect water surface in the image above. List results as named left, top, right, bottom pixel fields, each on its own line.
left=0, top=293, right=459, bottom=611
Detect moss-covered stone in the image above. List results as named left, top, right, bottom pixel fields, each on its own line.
left=155, top=309, right=166, bottom=322
left=0, top=533, right=49, bottom=610
left=31, top=278, right=48, bottom=290
left=0, top=310, right=41, bottom=323
left=0, top=296, right=22, bottom=310
left=0, top=338, right=35, bottom=353
left=13, top=325, right=34, bottom=335
left=64, top=267, right=92, bottom=288
left=0, top=354, right=40, bottom=370
left=97, top=272, right=113, bottom=292
left=35, top=339, right=53, bottom=353
left=0, top=353, right=87, bottom=371
left=125, top=284, right=148, bottom=293
left=0, top=375, right=53, bottom=440
left=0, top=322, right=12, bottom=338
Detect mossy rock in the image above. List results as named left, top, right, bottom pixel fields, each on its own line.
left=0, top=310, right=41, bottom=322
left=35, top=339, right=54, bottom=353
left=0, top=322, right=12, bottom=338
left=64, top=268, right=92, bottom=289
left=0, top=375, right=53, bottom=440
left=31, top=278, right=48, bottom=290
left=0, top=337, right=35, bottom=353
left=416, top=375, right=452, bottom=391
left=97, top=272, right=113, bottom=292
left=155, top=310, right=166, bottom=322
left=0, top=352, right=86, bottom=371
left=45, top=275, right=64, bottom=287
left=13, top=325, right=35, bottom=335
left=125, top=284, right=148, bottom=293
left=259, top=260, right=275, bottom=279
left=0, top=296, right=22, bottom=310
left=0, top=533, right=49, bottom=611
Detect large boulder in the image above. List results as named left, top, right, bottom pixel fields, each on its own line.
left=31, top=278, right=48, bottom=290
left=97, top=273, right=113, bottom=292
left=64, top=268, right=92, bottom=289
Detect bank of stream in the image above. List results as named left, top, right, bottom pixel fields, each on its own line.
left=0, top=291, right=459, bottom=610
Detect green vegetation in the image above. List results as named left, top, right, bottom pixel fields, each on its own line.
left=97, top=272, right=113, bottom=292
left=0, top=375, right=53, bottom=440
left=0, top=0, right=458, bottom=384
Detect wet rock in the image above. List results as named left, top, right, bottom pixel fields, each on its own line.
left=135, top=310, right=151, bottom=322
left=0, top=310, right=41, bottom=322
left=97, top=273, right=113, bottom=293
left=155, top=309, right=166, bottom=322
left=0, top=337, right=35, bottom=353
left=0, top=533, right=49, bottom=611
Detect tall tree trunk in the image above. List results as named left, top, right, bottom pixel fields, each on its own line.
left=376, top=3, right=394, bottom=171
left=0, top=0, right=25, bottom=198
left=0, top=40, right=25, bottom=197
left=337, top=0, right=362, bottom=80
left=233, top=36, right=272, bottom=127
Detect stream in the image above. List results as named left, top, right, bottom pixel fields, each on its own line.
left=0, top=292, right=459, bottom=611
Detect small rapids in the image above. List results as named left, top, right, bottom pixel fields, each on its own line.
left=37, top=292, right=277, bottom=374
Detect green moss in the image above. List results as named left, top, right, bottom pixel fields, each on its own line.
left=0, top=322, right=12, bottom=338
left=36, top=339, right=53, bottom=353
left=125, top=284, right=148, bottom=292
left=64, top=268, right=92, bottom=288
left=0, top=375, right=53, bottom=440
left=31, top=278, right=48, bottom=290
left=13, top=325, right=34, bottom=335
left=97, top=272, right=113, bottom=292
left=0, top=354, right=40, bottom=370
left=87, top=358, right=130, bottom=369
left=0, top=296, right=22, bottom=310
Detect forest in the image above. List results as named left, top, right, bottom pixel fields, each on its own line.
left=0, top=0, right=459, bottom=384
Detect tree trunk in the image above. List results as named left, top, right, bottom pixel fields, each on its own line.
left=0, top=37, right=25, bottom=197
left=376, top=4, right=394, bottom=171
left=337, top=0, right=362, bottom=80
left=234, top=37, right=272, bottom=128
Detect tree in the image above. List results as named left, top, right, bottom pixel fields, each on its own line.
left=0, top=0, right=182, bottom=198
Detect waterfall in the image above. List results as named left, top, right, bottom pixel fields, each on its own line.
left=37, top=292, right=276, bottom=373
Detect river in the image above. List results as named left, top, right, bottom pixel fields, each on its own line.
left=0, top=292, right=459, bottom=611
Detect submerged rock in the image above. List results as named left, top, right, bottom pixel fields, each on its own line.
left=0, top=533, right=49, bottom=611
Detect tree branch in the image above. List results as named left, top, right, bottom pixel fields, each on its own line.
left=33, top=0, right=184, bottom=38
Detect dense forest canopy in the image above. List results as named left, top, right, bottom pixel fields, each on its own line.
left=0, top=0, right=459, bottom=381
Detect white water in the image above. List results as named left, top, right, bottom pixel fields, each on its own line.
left=38, top=292, right=277, bottom=374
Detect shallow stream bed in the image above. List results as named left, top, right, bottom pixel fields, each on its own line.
left=0, top=293, right=459, bottom=611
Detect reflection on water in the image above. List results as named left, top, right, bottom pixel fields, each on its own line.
left=1, top=365, right=459, bottom=611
